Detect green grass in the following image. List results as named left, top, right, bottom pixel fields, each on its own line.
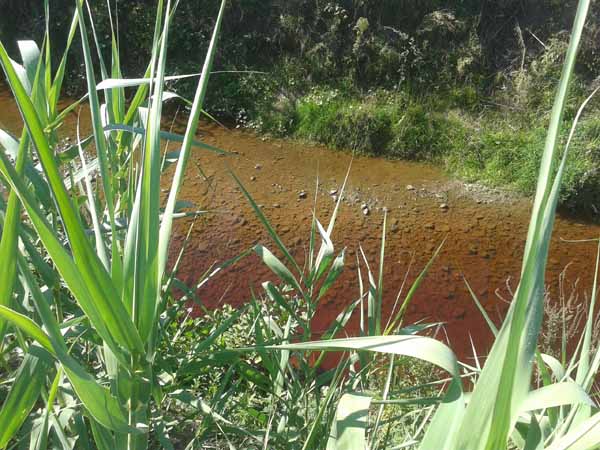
left=253, top=86, right=600, bottom=216
left=0, top=0, right=600, bottom=449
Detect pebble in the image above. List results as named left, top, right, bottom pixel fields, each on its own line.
left=250, top=176, right=256, bottom=181
left=453, top=308, right=466, bottom=319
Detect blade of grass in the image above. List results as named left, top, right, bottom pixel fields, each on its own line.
left=385, top=238, right=445, bottom=335
left=0, top=350, right=50, bottom=448
left=157, top=0, right=227, bottom=286
left=230, top=170, right=302, bottom=275
left=455, top=2, right=590, bottom=447
left=327, top=393, right=372, bottom=450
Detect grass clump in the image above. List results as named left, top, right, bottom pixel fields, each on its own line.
left=288, top=89, right=464, bottom=161
left=449, top=112, right=600, bottom=213
left=294, top=91, right=397, bottom=155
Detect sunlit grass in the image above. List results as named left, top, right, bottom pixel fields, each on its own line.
left=0, top=0, right=599, bottom=449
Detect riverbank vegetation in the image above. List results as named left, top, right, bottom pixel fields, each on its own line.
left=3, top=0, right=600, bottom=216
left=1, top=0, right=600, bottom=449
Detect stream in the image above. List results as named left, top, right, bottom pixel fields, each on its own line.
left=2, top=87, right=600, bottom=360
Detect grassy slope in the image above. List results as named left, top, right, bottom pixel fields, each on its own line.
left=247, top=83, right=600, bottom=217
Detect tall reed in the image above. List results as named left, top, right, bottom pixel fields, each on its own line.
left=0, top=0, right=228, bottom=448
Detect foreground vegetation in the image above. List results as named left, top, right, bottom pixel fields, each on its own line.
left=0, top=0, right=600, bottom=449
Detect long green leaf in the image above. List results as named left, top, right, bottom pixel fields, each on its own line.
left=264, top=335, right=459, bottom=376
left=75, top=0, right=117, bottom=239
left=545, top=411, right=600, bottom=450
left=455, top=2, right=590, bottom=448
left=327, top=393, right=372, bottom=450
left=0, top=351, right=50, bottom=448
left=158, top=0, right=228, bottom=297
left=104, top=124, right=227, bottom=155
left=254, top=244, right=303, bottom=294
left=0, top=130, right=30, bottom=342
left=48, top=10, right=79, bottom=117
left=519, top=382, right=593, bottom=413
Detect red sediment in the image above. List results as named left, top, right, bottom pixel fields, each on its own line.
left=166, top=120, right=600, bottom=366
left=1, top=88, right=597, bottom=366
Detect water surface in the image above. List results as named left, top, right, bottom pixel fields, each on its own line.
left=2, top=87, right=599, bottom=359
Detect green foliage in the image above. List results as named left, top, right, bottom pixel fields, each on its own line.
left=294, top=91, right=398, bottom=155
left=3, top=0, right=600, bottom=219
left=389, top=103, right=463, bottom=161
left=0, top=0, right=229, bottom=447
left=289, top=90, right=466, bottom=160
left=447, top=113, right=600, bottom=214
left=1, top=0, right=600, bottom=449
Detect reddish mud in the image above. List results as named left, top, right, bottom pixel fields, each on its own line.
left=2, top=87, right=600, bottom=362
left=164, top=118, right=600, bottom=361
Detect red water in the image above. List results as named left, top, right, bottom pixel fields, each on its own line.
left=163, top=118, right=600, bottom=361
left=2, top=87, right=600, bottom=361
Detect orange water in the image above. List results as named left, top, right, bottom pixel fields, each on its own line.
left=2, top=87, right=599, bottom=361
